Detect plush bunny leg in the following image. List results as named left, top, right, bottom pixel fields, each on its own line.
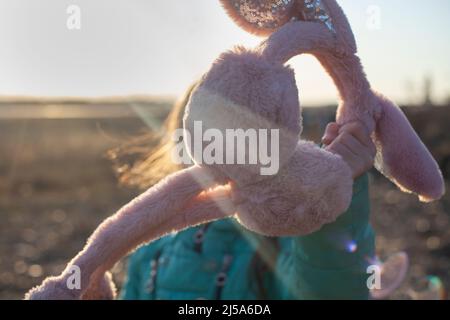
left=373, top=93, right=445, bottom=202
left=317, top=51, right=444, bottom=202
left=257, top=17, right=377, bottom=129
left=25, top=166, right=232, bottom=300
left=316, top=53, right=378, bottom=128
left=314, top=0, right=445, bottom=201
left=321, top=0, right=357, bottom=53
left=259, top=20, right=337, bottom=64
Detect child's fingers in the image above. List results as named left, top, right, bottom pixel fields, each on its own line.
left=326, top=132, right=375, bottom=179
left=340, top=122, right=377, bottom=158
left=327, top=141, right=357, bottom=165
left=321, top=122, right=340, bottom=145
left=339, top=132, right=363, bottom=157
left=339, top=132, right=375, bottom=166
left=339, top=122, right=372, bottom=148
left=327, top=141, right=363, bottom=179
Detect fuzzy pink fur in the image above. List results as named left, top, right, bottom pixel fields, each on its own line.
left=233, top=140, right=353, bottom=236
left=26, top=167, right=234, bottom=299
left=219, top=0, right=298, bottom=37
left=252, top=0, right=444, bottom=201
left=373, top=93, right=445, bottom=202
left=259, top=21, right=337, bottom=64
left=313, top=1, right=444, bottom=201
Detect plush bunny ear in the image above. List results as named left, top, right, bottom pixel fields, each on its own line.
left=220, top=0, right=344, bottom=38
left=219, top=0, right=299, bottom=36
left=25, top=166, right=235, bottom=300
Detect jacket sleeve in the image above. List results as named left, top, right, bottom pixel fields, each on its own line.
left=288, top=173, right=376, bottom=300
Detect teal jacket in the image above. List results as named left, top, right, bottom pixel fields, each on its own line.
left=120, top=174, right=375, bottom=300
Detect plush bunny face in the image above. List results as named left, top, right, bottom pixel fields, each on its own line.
left=184, top=48, right=301, bottom=185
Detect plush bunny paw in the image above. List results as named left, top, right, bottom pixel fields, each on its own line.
left=25, top=276, right=81, bottom=300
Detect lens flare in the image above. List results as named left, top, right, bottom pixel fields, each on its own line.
left=370, top=252, right=409, bottom=300
left=345, top=240, right=358, bottom=253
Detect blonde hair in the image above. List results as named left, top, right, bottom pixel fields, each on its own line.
left=109, top=82, right=198, bottom=189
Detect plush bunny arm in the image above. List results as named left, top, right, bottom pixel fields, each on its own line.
left=25, top=166, right=235, bottom=300
left=81, top=187, right=235, bottom=300
left=321, top=42, right=444, bottom=201
left=256, top=18, right=376, bottom=128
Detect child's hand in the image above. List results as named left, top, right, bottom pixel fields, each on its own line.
left=322, top=122, right=376, bottom=179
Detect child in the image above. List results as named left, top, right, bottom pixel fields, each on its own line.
left=115, top=84, right=377, bottom=300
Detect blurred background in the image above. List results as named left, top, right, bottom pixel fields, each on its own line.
left=0, top=0, right=449, bottom=299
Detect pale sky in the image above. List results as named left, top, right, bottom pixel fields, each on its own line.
left=0, top=0, right=449, bottom=106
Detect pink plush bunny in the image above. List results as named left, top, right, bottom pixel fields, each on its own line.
left=25, top=0, right=444, bottom=300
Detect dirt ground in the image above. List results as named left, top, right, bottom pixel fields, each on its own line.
left=0, top=114, right=448, bottom=300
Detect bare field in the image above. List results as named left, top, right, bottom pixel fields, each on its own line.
left=0, top=106, right=449, bottom=300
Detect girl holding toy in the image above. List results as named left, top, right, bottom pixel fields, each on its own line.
left=25, top=0, right=440, bottom=301
left=117, top=84, right=377, bottom=300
